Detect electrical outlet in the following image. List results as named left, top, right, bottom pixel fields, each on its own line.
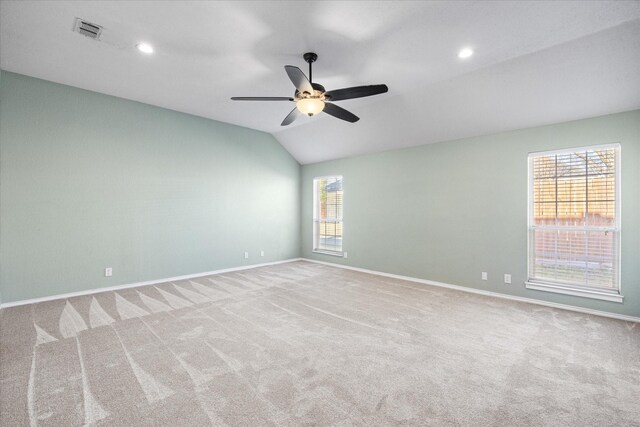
left=260, top=250, right=264, bottom=257
left=504, top=274, right=511, bottom=284
left=104, top=267, right=112, bottom=277
left=481, top=272, right=487, bottom=281
left=244, top=252, right=249, bottom=259
left=343, top=251, right=348, bottom=259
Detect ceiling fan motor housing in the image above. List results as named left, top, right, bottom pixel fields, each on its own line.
left=295, top=83, right=326, bottom=98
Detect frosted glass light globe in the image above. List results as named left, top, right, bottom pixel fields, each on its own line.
left=296, top=98, right=325, bottom=116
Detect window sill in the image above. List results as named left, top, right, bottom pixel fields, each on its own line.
left=525, top=281, right=623, bottom=303
left=312, top=250, right=344, bottom=258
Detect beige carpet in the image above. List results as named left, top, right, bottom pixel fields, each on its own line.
left=1, top=261, right=638, bottom=426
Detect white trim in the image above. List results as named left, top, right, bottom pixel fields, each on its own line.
left=312, top=250, right=344, bottom=257
left=529, top=225, right=616, bottom=231
left=525, top=281, right=623, bottom=303
left=0, top=258, right=302, bottom=309
left=527, top=142, right=621, bottom=157
left=302, top=258, right=640, bottom=323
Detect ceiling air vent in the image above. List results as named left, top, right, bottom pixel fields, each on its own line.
left=74, top=18, right=103, bottom=40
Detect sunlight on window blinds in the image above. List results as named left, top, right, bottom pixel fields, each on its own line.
left=313, top=176, right=343, bottom=254
left=528, top=145, right=619, bottom=291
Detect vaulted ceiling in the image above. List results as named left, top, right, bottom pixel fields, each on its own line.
left=2, top=1, right=639, bottom=164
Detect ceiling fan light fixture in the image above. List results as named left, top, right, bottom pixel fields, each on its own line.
left=296, top=98, right=325, bottom=116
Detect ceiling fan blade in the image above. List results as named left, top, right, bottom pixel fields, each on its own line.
left=284, top=66, right=314, bottom=94
left=323, top=103, right=359, bottom=123
left=281, top=107, right=302, bottom=126
left=325, top=84, right=388, bottom=101
left=231, top=97, right=293, bottom=101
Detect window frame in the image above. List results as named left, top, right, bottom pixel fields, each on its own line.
left=525, top=143, right=623, bottom=303
left=312, top=175, right=344, bottom=257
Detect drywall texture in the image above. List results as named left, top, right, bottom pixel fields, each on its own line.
left=302, top=110, right=640, bottom=317
left=0, top=72, right=300, bottom=303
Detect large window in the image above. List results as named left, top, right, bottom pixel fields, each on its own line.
left=313, top=176, right=343, bottom=255
left=526, top=144, right=621, bottom=302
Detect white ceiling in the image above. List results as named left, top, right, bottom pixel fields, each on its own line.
left=1, top=1, right=639, bottom=164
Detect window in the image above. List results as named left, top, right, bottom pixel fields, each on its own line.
left=313, top=176, right=343, bottom=255
left=526, top=144, right=622, bottom=302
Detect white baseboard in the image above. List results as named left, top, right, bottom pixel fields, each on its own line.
left=301, top=258, right=640, bottom=323
left=0, top=258, right=302, bottom=309
left=4, top=257, right=638, bottom=324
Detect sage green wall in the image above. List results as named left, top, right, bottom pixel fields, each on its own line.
left=302, top=110, right=640, bottom=317
left=0, top=71, right=300, bottom=303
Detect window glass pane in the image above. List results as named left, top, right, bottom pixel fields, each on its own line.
left=586, top=150, right=616, bottom=227
left=556, top=201, right=586, bottom=227
left=530, top=228, right=558, bottom=280
left=556, top=177, right=586, bottom=203
left=532, top=177, right=556, bottom=226
left=532, top=155, right=556, bottom=179
left=317, top=221, right=343, bottom=252
left=585, top=230, right=617, bottom=289
left=587, top=200, right=615, bottom=227
left=556, top=151, right=587, bottom=178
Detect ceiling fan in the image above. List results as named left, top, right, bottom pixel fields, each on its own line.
left=231, top=52, right=388, bottom=126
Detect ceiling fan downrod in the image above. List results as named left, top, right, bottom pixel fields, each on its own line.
left=303, top=52, right=317, bottom=83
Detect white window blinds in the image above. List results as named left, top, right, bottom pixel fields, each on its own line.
left=528, top=145, right=620, bottom=295
left=313, top=176, right=343, bottom=254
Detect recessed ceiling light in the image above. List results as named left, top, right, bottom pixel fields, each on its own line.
left=458, top=47, right=473, bottom=59
left=136, top=42, right=154, bottom=54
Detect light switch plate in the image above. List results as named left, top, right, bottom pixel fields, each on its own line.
left=105, top=267, right=112, bottom=277
left=504, top=274, right=511, bottom=284
left=482, top=272, right=487, bottom=281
